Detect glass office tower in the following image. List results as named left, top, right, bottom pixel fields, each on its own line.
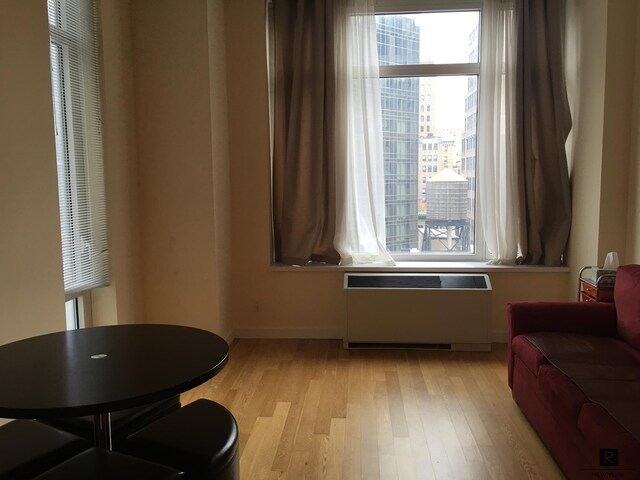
left=376, top=16, right=420, bottom=252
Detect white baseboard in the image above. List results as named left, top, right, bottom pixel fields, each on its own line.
left=223, top=329, right=235, bottom=345
left=491, top=330, right=507, bottom=343
left=233, top=327, right=507, bottom=344
left=234, top=327, right=343, bottom=339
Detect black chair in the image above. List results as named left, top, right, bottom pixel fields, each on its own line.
left=122, top=399, right=239, bottom=480
left=39, top=395, right=181, bottom=447
left=0, top=419, right=89, bottom=480
left=33, top=448, right=183, bottom=479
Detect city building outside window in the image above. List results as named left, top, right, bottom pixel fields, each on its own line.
left=375, top=2, right=481, bottom=259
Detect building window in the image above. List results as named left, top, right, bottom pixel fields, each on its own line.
left=376, top=7, right=480, bottom=257
left=48, top=0, right=108, bottom=315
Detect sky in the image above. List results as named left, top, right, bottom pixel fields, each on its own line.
left=406, top=11, right=479, bottom=132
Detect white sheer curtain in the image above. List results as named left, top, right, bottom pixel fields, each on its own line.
left=333, top=0, right=395, bottom=266
left=478, top=0, right=524, bottom=264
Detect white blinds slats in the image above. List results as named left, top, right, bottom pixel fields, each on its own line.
left=48, top=0, right=108, bottom=295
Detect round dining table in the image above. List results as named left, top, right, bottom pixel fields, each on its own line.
left=0, top=324, right=228, bottom=449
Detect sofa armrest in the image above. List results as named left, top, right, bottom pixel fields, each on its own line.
left=506, top=301, right=617, bottom=388
left=508, top=301, right=618, bottom=340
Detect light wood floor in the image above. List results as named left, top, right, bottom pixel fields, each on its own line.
left=181, top=339, right=565, bottom=480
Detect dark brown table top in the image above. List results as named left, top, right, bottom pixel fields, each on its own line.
left=0, top=324, right=228, bottom=419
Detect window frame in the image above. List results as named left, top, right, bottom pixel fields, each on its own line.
left=375, top=0, right=485, bottom=262
left=48, top=0, right=109, bottom=297
left=65, top=292, right=93, bottom=330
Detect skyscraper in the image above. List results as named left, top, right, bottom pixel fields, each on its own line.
left=462, top=25, right=479, bottom=233
left=376, top=16, right=420, bottom=253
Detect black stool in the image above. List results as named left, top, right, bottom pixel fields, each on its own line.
left=0, top=419, right=89, bottom=480
left=40, top=395, right=180, bottom=447
left=33, top=448, right=183, bottom=479
left=122, top=399, right=239, bottom=480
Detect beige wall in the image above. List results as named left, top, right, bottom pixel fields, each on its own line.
left=597, top=0, right=637, bottom=263
left=228, top=269, right=569, bottom=342
left=207, top=0, right=233, bottom=341
left=627, top=5, right=640, bottom=263
left=0, top=0, right=234, bottom=342
left=0, top=1, right=147, bottom=342
left=565, top=0, right=608, bottom=286
left=0, top=1, right=66, bottom=345
left=93, top=0, right=143, bottom=326
left=129, top=0, right=232, bottom=339
left=565, top=0, right=638, bottom=291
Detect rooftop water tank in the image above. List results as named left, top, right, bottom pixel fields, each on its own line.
left=425, top=168, right=467, bottom=221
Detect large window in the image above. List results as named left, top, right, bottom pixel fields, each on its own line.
left=48, top=0, right=108, bottom=321
left=376, top=5, right=481, bottom=259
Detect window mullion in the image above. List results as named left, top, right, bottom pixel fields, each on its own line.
left=379, top=63, right=479, bottom=78
left=375, top=0, right=482, bottom=14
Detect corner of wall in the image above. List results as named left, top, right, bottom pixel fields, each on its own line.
left=207, top=0, right=234, bottom=340
left=98, top=0, right=143, bottom=326
left=596, top=0, right=637, bottom=264
left=625, top=3, right=640, bottom=264
left=564, top=0, right=609, bottom=298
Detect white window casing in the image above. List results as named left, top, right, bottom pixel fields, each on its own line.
left=48, top=0, right=109, bottom=295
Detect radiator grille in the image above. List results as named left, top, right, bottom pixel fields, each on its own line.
left=346, top=274, right=488, bottom=289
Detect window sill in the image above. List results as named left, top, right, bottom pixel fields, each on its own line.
left=270, top=261, right=570, bottom=273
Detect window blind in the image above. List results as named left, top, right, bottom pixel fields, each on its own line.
left=48, top=0, right=109, bottom=295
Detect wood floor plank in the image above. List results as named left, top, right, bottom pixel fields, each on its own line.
left=246, top=402, right=291, bottom=480
left=330, top=359, right=349, bottom=419
left=361, top=376, right=381, bottom=479
left=293, top=378, right=323, bottom=453
left=184, top=340, right=565, bottom=480
left=325, top=418, right=346, bottom=480
left=342, top=402, right=362, bottom=480
left=314, top=368, right=337, bottom=435
left=385, top=371, right=409, bottom=438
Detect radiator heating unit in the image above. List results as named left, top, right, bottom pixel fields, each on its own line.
left=344, top=273, right=492, bottom=351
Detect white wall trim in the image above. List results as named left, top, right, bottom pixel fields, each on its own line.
left=223, top=329, right=235, bottom=346
left=235, top=327, right=508, bottom=344
left=491, top=330, right=507, bottom=343
left=234, top=327, right=344, bottom=340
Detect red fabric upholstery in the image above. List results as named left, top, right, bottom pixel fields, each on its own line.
left=507, top=302, right=617, bottom=387
left=537, top=365, right=589, bottom=422
left=508, top=287, right=640, bottom=479
left=512, top=357, right=591, bottom=479
left=511, top=335, right=548, bottom=376
left=615, top=264, right=640, bottom=350
left=578, top=403, right=640, bottom=473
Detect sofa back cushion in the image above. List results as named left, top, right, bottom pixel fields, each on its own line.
left=614, top=264, right=640, bottom=350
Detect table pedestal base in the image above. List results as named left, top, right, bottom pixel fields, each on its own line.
left=94, top=412, right=112, bottom=450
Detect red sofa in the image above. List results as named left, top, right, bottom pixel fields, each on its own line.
left=508, top=264, right=640, bottom=480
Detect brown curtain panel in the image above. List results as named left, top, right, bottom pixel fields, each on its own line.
left=272, top=0, right=340, bottom=265
left=516, top=0, right=572, bottom=266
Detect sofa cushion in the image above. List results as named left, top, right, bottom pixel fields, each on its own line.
left=512, top=335, right=549, bottom=376
left=615, top=264, right=640, bottom=350
left=537, top=364, right=589, bottom=422
left=512, top=357, right=591, bottom=475
left=577, top=402, right=640, bottom=471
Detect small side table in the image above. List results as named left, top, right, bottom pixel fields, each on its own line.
left=578, top=266, right=616, bottom=302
